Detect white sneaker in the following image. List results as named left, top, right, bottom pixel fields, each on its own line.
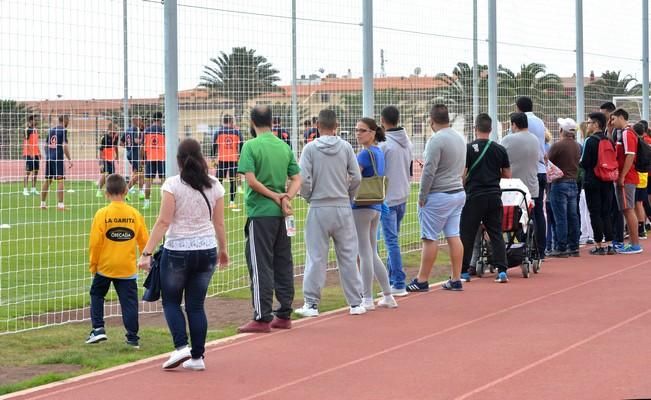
left=378, top=287, right=409, bottom=297
left=377, top=295, right=398, bottom=308
left=349, top=305, right=367, bottom=315
left=182, top=358, right=205, bottom=371
left=294, top=303, right=319, bottom=317
left=361, top=298, right=375, bottom=311
left=31, top=188, right=39, bottom=195
left=23, top=189, right=30, bottom=196
left=162, top=346, right=192, bottom=369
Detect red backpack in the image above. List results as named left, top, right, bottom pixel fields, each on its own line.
left=593, top=136, right=619, bottom=182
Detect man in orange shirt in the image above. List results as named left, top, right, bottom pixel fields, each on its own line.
left=96, top=122, right=120, bottom=197
left=23, top=115, right=41, bottom=196
left=142, top=112, right=165, bottom=209
left=212, top=114, right=243, bottom=208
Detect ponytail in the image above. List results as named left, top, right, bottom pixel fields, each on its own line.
left=358, top=117, right=386, bottom=143
left=177, top=138, right=213, bottom=191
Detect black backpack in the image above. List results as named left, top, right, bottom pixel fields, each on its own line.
left=635, top=135, right=651, bottom=172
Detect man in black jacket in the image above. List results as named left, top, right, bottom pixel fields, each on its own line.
left=580, top=112, right=616, bottom=255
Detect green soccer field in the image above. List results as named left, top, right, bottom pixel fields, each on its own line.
left=0, top=180, right=423, bottom=333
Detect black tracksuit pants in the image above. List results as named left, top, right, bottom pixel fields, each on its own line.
left=244, top=217, right=294, bottom=322
left=584, top=180, right=614, bottom=243
left=461, top=194, right=508, bottom=274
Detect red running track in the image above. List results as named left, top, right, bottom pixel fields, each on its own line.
left=4, top=249, right=651, bottom=400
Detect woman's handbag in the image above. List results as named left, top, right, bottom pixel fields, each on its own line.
left=142, top=248, right=162, bottom=302
left=353, top=149, right=387, bottom=206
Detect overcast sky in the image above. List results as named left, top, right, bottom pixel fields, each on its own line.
left=0, top=0, right=647, bottom=101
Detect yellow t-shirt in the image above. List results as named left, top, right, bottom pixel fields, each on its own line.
left=637, top=172, right=648, bottom=189
left=89, top=201, right=149, bottom=278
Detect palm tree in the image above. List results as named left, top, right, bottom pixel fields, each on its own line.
left=200, top=47, right=282, bottom=120
left=430, top=62, right=488, bottom=139
left=497, top=63, right=566, bottom=123
left=585, top=70, right=642, bottom=114
left=0, top=100, right=34, bottom=159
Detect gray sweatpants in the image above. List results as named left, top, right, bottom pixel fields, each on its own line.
left=353, top=208, right=391, bottom=300
left=303, top=207, right=363, bottom=307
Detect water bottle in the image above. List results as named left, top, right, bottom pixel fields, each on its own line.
left=285, top=215, right=296, bottom=237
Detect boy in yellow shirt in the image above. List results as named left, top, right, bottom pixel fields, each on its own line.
left=87, top=174, right=149, bottom=347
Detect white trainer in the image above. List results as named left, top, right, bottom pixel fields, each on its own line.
left=361, top=298, right=375, bottom=311
left=377, top=295, right=398, bottom=308
left=349, top=305, right=367, bottom=315
left=377, top=287, right=409, bottom=297
left=23, top=189, right=30, bottom=196
left=294, top=303, right=319, bottom=317
left=182, top=358, right=205, bottom=371
left=162, top=346, right=192, bottom=369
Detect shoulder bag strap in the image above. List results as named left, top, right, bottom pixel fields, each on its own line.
left=365, top=148, right=379, bottom=177
left=467, top=140, right=492, bottom=178
left=197, top=189, right=212, bottom=219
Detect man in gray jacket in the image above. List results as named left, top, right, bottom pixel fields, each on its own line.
left=379, top=106, right=413, bottom=296
left=295, top=109, right=366, bottom=317
left=407, top=104, right=467, bottom=292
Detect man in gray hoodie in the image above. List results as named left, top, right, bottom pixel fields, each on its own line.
left=379, top=106, right=413, bottom=296
left=295, top=109, right=366, bottom=317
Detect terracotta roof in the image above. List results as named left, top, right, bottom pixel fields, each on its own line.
left=261, top=76, right=449, bottom=98
left=559, top=76, right=595, bottom=89
left=23, top=98, right=161, bottom=115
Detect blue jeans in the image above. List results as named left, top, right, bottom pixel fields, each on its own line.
left=160, top=248, right=216, bottom=359
left=545, top=200, right=556, bottom=251
left=89, top=274, right=139, bottom=342
left=533, top=173, right=548, bottom=258
left=550, top=181, right=579, bottom=252
left=380, top=203, right=406, bottom=289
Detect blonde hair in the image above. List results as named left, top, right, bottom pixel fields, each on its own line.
left=579, top=121, right=590, bottom=138
left=544, top=129, right=552, bottom=143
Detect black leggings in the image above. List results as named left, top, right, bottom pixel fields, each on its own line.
left=584, top=181, right=614, bottom=243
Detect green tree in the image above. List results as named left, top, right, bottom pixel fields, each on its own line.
left=0, top=100, right=34, bottom=159
left=497, top=63, right=566, bottom=123
left=200, top=47, right=282, bottom=120
left=585, top=70, right=642, bottom=115
left=430, top=62, right=488, bottom=139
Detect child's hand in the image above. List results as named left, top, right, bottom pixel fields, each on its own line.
left=138, top=255, right=151, bottom=272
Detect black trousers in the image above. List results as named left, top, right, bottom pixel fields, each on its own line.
left=533, top=173, right=548, bottom=258
left=461, top=194, right=507, bottom=274
left=245, top=217, right=294, bottom=322
left=89, top=274, right=139, bottom=342
left=610, top=190, right=624, bottom=243
left=584, top=180, right=614, bottom=243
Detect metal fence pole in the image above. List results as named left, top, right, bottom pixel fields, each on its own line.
left=472, top=0, right=479, bottom=124
left=488, top=0, right=498, bottom=139
left=123, top=0, right=129, bottom=177
left=644, top=0, right=649, bottom=120
left=575, top=0, right=585, bottom=127
left=164, top=0, right=179, bottom=177
left=362, top=0, right=374, bottom=118
left=291, top=0, right=299, bottom=156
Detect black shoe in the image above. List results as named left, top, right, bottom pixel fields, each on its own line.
left=568, top=249, right=580, bottom=257
left=606, top=246, right=617, bottom=255
left=589, top=247, right=606, bottom=256
left=547, top=249, right=569, bottom=258
left=126, top=340, right=140, bottom=349
left=406, top=278, right=429, bottom=292
left=639, top=230, right=647, bottom=240
left=85, top=327, right=108, bottom=344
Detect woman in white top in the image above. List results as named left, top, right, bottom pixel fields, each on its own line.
left=139, top=138, right=228, bottom=371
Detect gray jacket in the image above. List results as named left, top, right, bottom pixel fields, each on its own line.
left=379, top=128, right=413, bottom=207
left=299, top=135, right=361, bottom=207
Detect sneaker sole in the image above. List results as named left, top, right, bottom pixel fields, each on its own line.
left=85, top=335, right=107, bottom=344
left=293, top=311, right=319, bottom=318
left=182, top=365, right=205, bottom=371
left=163, top=355, right=192, bottom=369
left=442, top=287, right=463, bottom=291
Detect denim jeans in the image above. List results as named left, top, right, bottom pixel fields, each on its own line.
left=550, top=181, right=580, bottom=252
left=545, top=200, right=556, bottom=251
left=160, top=247, right=216, bottom=359
left=380, top=202, right=406, bottom=289
left=89, top=274, right=139, bottom=342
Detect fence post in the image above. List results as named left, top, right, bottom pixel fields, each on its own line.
left=291, top=0, right=299, bottom=156
left=123, top=0, right=130, bottom=177
left=575, top=0, right=585, bottom=127
left=472, top=0, right=479, bottom=125
left=643, top=0, right=649, bottom=120
left=488, top=0, right=498, bottom=140
left=164, top=0, right=179, bottom=176
left=362, top=0, right=374, bottom=118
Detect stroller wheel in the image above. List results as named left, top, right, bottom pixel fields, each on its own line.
left=533, top=259, right=540, bottom=274
left=476, top=261, right=484, bottom=277
left=521, top=261, right=530, bottom=278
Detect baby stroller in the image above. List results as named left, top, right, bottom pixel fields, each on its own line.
left=475, top=180, right=541, bottom=278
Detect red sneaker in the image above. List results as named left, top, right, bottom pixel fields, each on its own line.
left=270, top=317, right=291, bottom=330
left=237, top=320, right=271, bottom=334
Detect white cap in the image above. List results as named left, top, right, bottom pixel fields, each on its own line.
left=557, top=117, right=577, bottom=132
